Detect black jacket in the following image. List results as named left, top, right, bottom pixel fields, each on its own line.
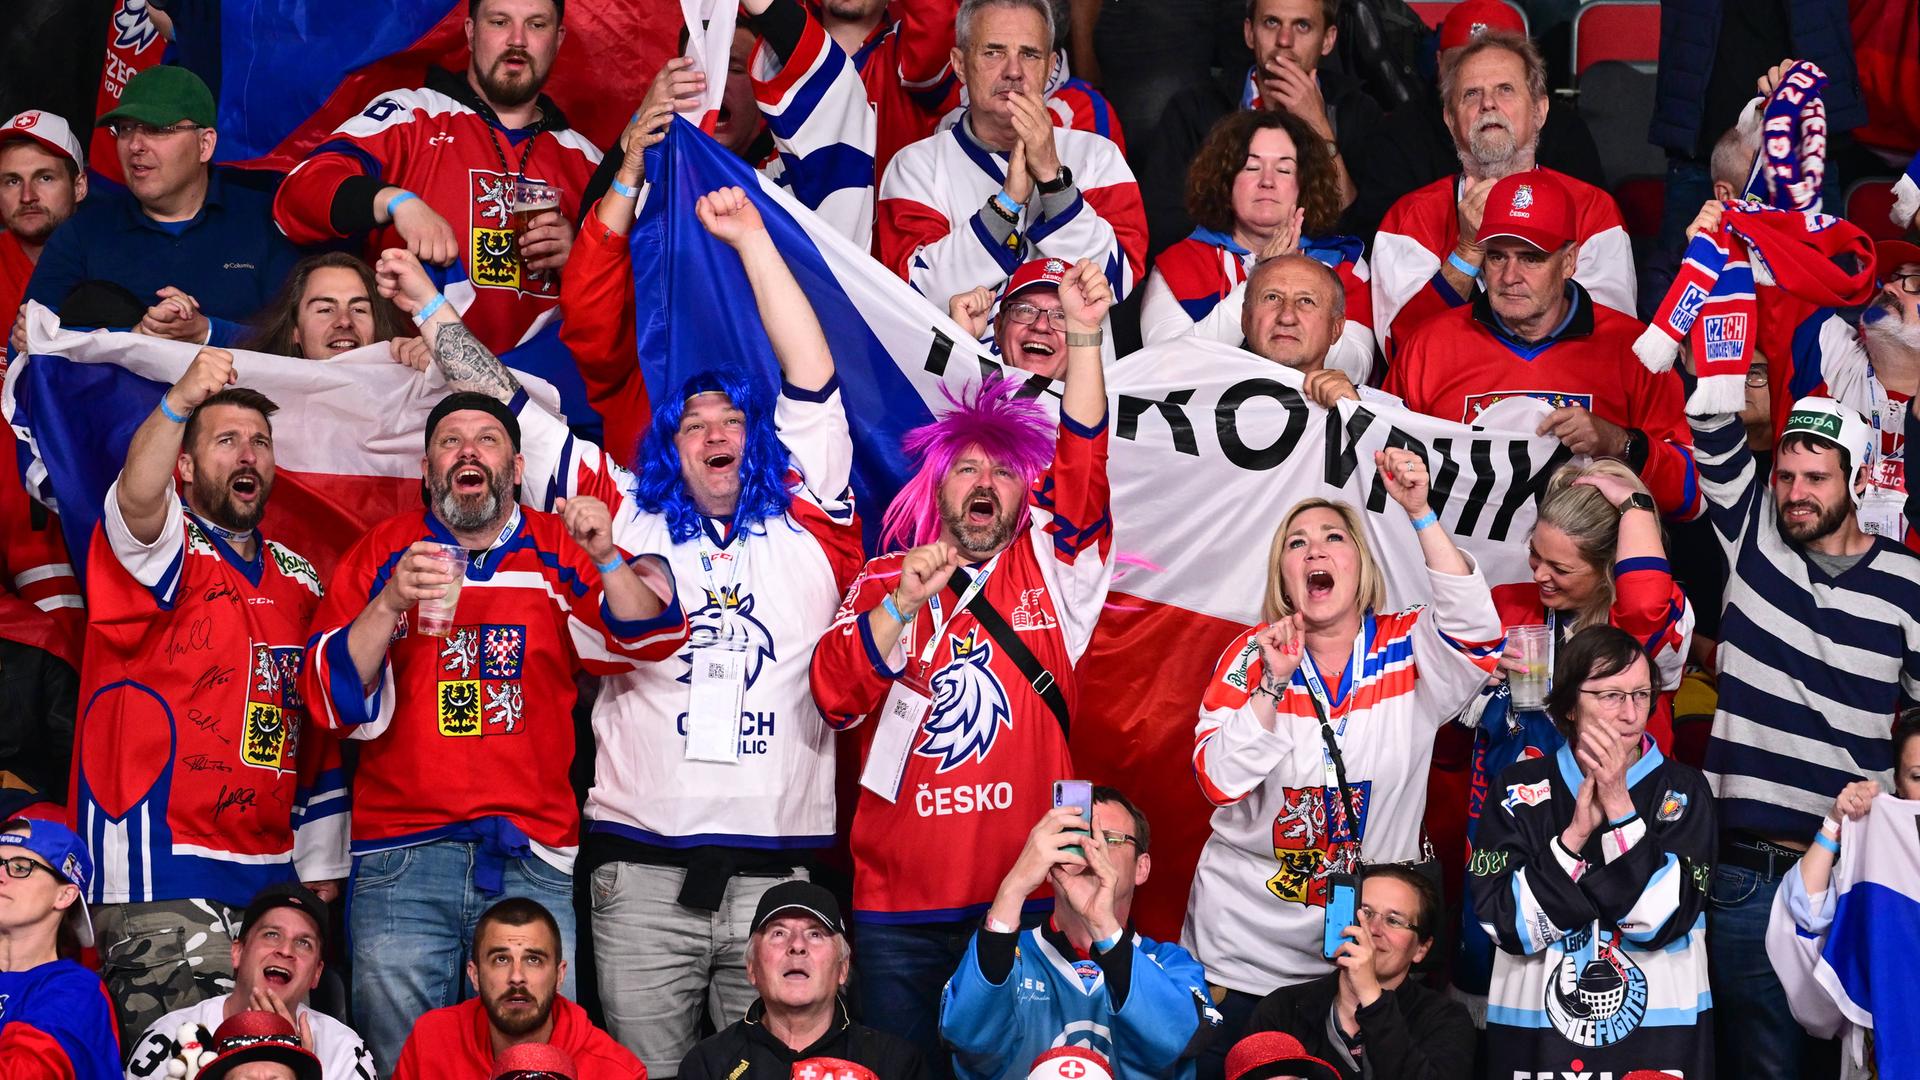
left=681, top=1001, right=929, bottom=1080
left=1245, top=972, right=1474, bottom=1080
left=1139, top=62, right=1385, bottom=257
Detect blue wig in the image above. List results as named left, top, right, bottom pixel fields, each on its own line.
left=631, top=368, right=795, bottom=542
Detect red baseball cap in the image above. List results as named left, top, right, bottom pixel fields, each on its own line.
left=1224, top=1032, right=1341, bottom=1080
left=1477, top=171, right=1575, bottom=251
left=0, top=110, right=84, bottom=171
left=1001, top=257, right=1071, bottom=302
left=197, top=1011, right=322, bottom=1080
left=1439, top=0, right=1526, bottom=50
left=1875, top=238, right=1920, bottom=283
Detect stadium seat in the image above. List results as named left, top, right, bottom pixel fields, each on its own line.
left=1571, top=0, right=1660, bottom=79
left=1845, top=180, right=1906, bottom=242
left=1613, top=175, right=1665, bottom=242
left=1576, top=60, right=1663, bottom=190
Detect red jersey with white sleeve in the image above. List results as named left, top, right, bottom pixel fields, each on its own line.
left=272, top=68, right=603, bottom=354
left=0, top=432, right=82, bottom=667
left=877, top=119, right=1146, bottom=307
left=1138, top=229, right=1375, bottom=384
left=850, top=2, right=962, bottom=185
left=1372, top=169, right=1634, bottom=362
left=300, top=504, right=686, bottom=866
left=752, top=9, right=879, bottom=247
left=1184, top=559, right=1505, bottom=993
left=72, top=490, right=347, bottom=907
left=512, top=382, right=864, bottom=850
left=1384, top=285, right=1702, bottom=520
left=810, top=413, right=1113, bottom=923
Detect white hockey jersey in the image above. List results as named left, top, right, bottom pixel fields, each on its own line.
left=126, top=994, right=371, bottom=1080
left=515, top=383, right=863, bottom=850
left=1181, top=559, right=1504, bottom=993
left=876, top=116, right=1147, bottom=307
left=752, top=13, right=878, bottom=248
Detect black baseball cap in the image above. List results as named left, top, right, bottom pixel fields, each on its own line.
left=426, top=391, right=522, bottom=452
left=751, top=881, right=845, bottom=936
left=240, top=882, right=329, bottom=948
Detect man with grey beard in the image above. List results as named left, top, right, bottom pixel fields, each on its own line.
left=301, top=390, right=688, bottom=1072
left=1371, top=29, right=1636, bottom=361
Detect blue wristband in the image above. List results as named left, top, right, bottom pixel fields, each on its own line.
left=1410, top=510, right=1439, bottom=531
left=1093, top=929, right=1124, bottom=954
left=385, top=190, right=419, bottom=219
left=595, top=555, right=627, bottom=576
left=412, top=293, right=447, bottom=326
left=881, top=593, right=913, bottom=624
left=992, top=191, right=1022, bottom=219
left=158, top=396, right=190, bottom=424
left=1813, top=832, right=1840, bottom=855
left=1446, top=251, right=1481, bottom=279
left=610, top=176, right=639, bottom=199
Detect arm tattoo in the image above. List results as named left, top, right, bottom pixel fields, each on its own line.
left=431, top=320, right=520, bottom=401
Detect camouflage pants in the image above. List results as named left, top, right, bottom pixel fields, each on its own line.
left=95, top=898, right=240, bottom=1058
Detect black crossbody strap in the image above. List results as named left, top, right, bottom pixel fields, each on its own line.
left=946, top=570, right=1072, bottom=740
left=1307, top=693, right=1364, bottom=847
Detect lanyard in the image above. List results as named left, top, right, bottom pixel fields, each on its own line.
left=1297, top=619, right=1369, bottom=737
left=463, top=508, right=520, bottom=572
left=918, top=552, right=1004, bottom=667
left=1547, top=609, right=1560, bottom=692
left=482, top=120, right=540, bottom=194
left=695, top=524, right=746, bottom=640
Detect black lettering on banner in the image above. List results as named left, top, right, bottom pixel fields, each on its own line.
left=1368, top=428, right=1432, bottom=514
left=1452, top=439, right=1500, bottom=538
left=1008, top=375, right=1063, bottom=405
left=1487, top=439, right=1571, bottom=542
left=1217, top=378, right=1308, bottom=470
left=1426, top=437, right=1464, bottom=521
left=1117, top=389, right=1199, bottom=456
left=922, top=328, right=956, bottom=376
left=1321, top=405, right=1379, bottom=489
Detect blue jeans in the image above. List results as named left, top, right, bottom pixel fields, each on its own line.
left=1707, top=860, right=1838, bottom=1080
left=349, top=840, right=578, bottom=1075
left=855, top=919, right=993, bottom=1080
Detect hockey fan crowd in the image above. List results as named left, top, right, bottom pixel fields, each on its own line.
left=1, top=0, right=1918, bottom=1078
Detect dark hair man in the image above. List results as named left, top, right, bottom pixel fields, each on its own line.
left=0, top=110, right=88, bottom=348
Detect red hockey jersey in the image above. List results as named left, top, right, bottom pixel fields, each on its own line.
left=0, top=433, right=81, bottom=667
left=810, top=414, right=1113, bottom=922
left=1384, top=286, right=1701, bottom=519
left=1372, top=168, right=1634, bottom=363
left=72, top=491, right=347, bottom=906
left=273, top=68, right=602, bottom=354
left=302, top=507, right=686, bottom=861
left=393, top=996, right=643, bottom=1080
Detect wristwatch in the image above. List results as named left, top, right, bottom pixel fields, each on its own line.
left=1619, top=492, right=1656, bottom=516
left=1036, top=165, right=1074, bottom=196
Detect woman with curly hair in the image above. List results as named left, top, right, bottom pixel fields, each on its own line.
left=1139, top=108, right=1375, bottom=383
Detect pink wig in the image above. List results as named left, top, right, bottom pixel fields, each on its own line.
left=880, top=376, right=1058, bottom=551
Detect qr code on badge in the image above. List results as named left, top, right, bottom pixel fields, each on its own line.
left=706, top=661, right=730, bottom=679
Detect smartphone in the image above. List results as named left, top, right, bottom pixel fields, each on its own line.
left=1323, top=873, right=1357, bottom=960
left=1053, top=779, right=1093, bottom=858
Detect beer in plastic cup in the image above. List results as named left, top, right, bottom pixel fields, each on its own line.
left=509, top=181, right=561, bottom=241
left=1507, top=624, right=1552, bottom=711
left=414, top=544, right=469, bottom=637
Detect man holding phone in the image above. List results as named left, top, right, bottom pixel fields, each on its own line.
left=1242, top=867, right=1473, bottom=1080
left=940, top=787, right=1220, bottom=1080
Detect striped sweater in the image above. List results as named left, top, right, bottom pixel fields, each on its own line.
left=1692, top=411, right=1920, bottom=840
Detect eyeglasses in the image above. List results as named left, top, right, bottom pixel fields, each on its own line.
left=1745, top=367, right=1770, bottom=389
left=1100, top=831, right=1139, bottom=848
left=1579, top=688, right=1655, bottom=709
left=1356, top=904, right=1417, bottom=934
left=1, top=855, right=57, bottom=881
left=1002, top=301, right=1067, bottom=329
left=106, top=121, right=201, bottom=141
left=1887, top=272, right=1920, bottom=296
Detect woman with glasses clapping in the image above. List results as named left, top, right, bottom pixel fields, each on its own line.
left=1468, top=625, right=1715, bottom=1080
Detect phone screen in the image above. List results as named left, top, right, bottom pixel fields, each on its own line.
left=1323, top=873, right=1357, bottom=960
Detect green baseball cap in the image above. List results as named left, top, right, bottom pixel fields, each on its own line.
left=95, top=66, right=216, bottom=130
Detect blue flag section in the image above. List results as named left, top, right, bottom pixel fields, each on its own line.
left=11, top=356, right=168, bottom=585
left=630, top=117, right=962, bottom=544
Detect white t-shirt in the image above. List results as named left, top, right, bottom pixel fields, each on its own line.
left=125, top=993, right=372, bottom=1080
